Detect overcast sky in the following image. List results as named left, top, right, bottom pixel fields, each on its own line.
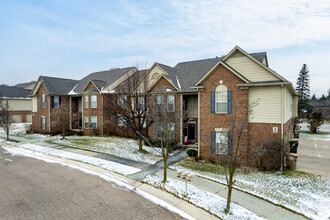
left=1, top=0, right=329, bottom=97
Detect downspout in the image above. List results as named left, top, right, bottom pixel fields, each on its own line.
left=197, top=90, right=201, bottom=158
left=69, top=96, right=72, bottom=130
left=180, top=94, right=183, bottom=145
left=48, top=96, right=51, bottom=132
left=281, top=84, right=284, bottom=171
left=281, top=84, right=284, bottom=142
left=101, top=93, right=104, bottom=135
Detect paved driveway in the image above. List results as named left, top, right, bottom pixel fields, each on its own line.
left=296, top=137, right=330, bottom=177
left=0, top=148, right=183, bottom=220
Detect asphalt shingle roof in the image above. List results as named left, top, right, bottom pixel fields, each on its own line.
left=156, top=52, right=267, bottom=92
left=0, top=85, right=31, bottom=98
left=41, top=76, right=79, bottom=95
left=73, top=67, right=136, bottom=93
left=15, top=81, right=36, bottom=89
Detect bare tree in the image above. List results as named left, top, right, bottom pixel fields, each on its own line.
left=107, top=68, right=152, bottom=151
left=51, top=103, right=71, bottom=139
left=214, top=102, right=256, bottom=213
left=0, top=101, right=14, bottom=141
left=150, top=95, right=186, bottom=182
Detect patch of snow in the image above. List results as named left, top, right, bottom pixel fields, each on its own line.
left=1, top=146, right=194, bottom=220
left=50, top=136, right=174, bottom=164
left=171, top=164, right=330, bottom=220
left=68, top=84, right=78, bottom=95
left=0, top=97, right=31, bottom=99
left=144, top=175, right=264, bottom=220
left=300, top=123, right=330, bottom=133
left=19, top=143, right=141, bottom=175
left=176, top=75, right=181, bottom=91
left=300, top=132, right=330, bottom=141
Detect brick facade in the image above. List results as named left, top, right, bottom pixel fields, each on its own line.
left=199, top=63, right=249, bottom=161
left=32, top=84, right=50, bottom=134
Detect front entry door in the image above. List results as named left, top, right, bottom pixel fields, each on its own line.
left=188, top=122, right=195, bottom=141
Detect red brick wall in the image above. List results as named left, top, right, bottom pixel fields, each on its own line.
left=49, top=96, right=71, bottom=133
left=147, top=76, right=181, bottom=142
left=32, top=84, right=50, bottom=134
left=199, top=64, right=249, bottom=160
left=82, top=82, right=103, bottom=135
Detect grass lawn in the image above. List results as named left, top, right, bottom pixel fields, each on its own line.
left=47, top=135, right=169, bottom=164
left=171, top=159, right=330, bottom=220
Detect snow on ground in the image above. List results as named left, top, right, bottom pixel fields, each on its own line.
left=0, top=123, right=29, bottom=135
left=300, top=132, right=330, bottom=140
left=49, top=136, right=172, bottom=164
left=144, top=175, right=264, bottom=220
left=19, top=143, right=141, bottom=176
left=0, top=146, right=194, bottom=220
left=171, top=162, right=330, bottom=220
left=300, top=123, right=330, bottom=133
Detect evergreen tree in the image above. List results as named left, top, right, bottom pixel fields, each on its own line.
left=296, top=64, right=310, bottom=116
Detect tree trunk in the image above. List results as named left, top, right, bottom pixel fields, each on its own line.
left=62, top=128, right=65, bottom=140
left=163, top=157, right=167, bottom=183
left=225, top=172, right=234, bottom=213
left=138, top=137, right=143, bottom=151
left=6, top=129, right=9, bottom=141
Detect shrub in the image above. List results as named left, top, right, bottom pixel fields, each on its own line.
left=77, top=131, right=84, bottom=136
left=65, top=130, right=76, bottom=136
left=187, top=149, right=197, bottom=157
left=24, top=124, right=32, bottom=134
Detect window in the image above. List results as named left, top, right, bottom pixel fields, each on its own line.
left=156, top=95, right=163, bottom=112
left=168, top=122, right=175, bottom=139
left=91, top=116, right=97, bottom=129
left=117, top=115, right=126, bottom=127
left=41, top=116, right=46, bottom=129
left=157, top=123, right=164, bottom=138
left=215, top=85, right=227, bottom=113
left=118, top=95, right=128, bottom=108
left=84, top=116, right=89, bottom=129
left=91, top=95, right=97, bottom=108
left=53, top=96, right=59, bottom=108
left=84, top=95, right=89, bottom=108
left=138, top=97, right=145, bottom=110
left=167, top=95, right=175, bottom=112
left=216, top=131, right=228, bottom=154
left=41, top=94, right=46, bottom=108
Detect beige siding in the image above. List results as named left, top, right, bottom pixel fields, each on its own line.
left=8, top=99, right=32, bottom=111
left=248, top=86, right=282, bottom=123
left=226, top=51, right=279, bottom=82
left=284, top=86, right=293, bottom=122
left=26, top=114, right=32, bottom=122
left=12, top=114, right=22, bottom=123
left=292, top=95, right=298, bottom=117
left=187, top=96, right=198, bottom=118
left=32, top=97, right=38, bottom=112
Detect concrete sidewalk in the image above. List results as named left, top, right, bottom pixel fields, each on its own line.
left=156, top=169, right=307, bottom=220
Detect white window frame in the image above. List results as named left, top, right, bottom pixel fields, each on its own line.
left=91, top=95, right=97, bottom=108
left=215, top=85, right=227, bottom=113
left=41, top=94, right=46, bottom=108
left=215, top=131, right=228, bottom=155
left=117, top=115, right=126, bottom=127
left=53, top=96, right=59, bottom=108
left=138, top=96, right=145, bottom=110
left=84, top=95, right=89, bottom=108
left=91, top=116, right=97, bottom=129
left=157, top=123, right=164, bottom=139
left=168, top=122, right=175, bottom=139
left=118, top=95, right=128, bottom=108
left=156, top=95, right=163, bottom=112
left=167, top=95, right=175, bottom=112
left=41, top=116, right=46, bottom=129
left=84, top=116, right=89, bottom=129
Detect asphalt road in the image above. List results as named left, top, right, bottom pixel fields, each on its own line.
left=0, top=148, right=183, bottom=220
left=296, top=137, right=330, bottom=177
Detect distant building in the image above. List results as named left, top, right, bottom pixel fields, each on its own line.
left=0, top=85, right=32, bottom=123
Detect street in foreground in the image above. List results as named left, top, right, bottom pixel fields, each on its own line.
left=0, top=148, right=183, bottom=220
